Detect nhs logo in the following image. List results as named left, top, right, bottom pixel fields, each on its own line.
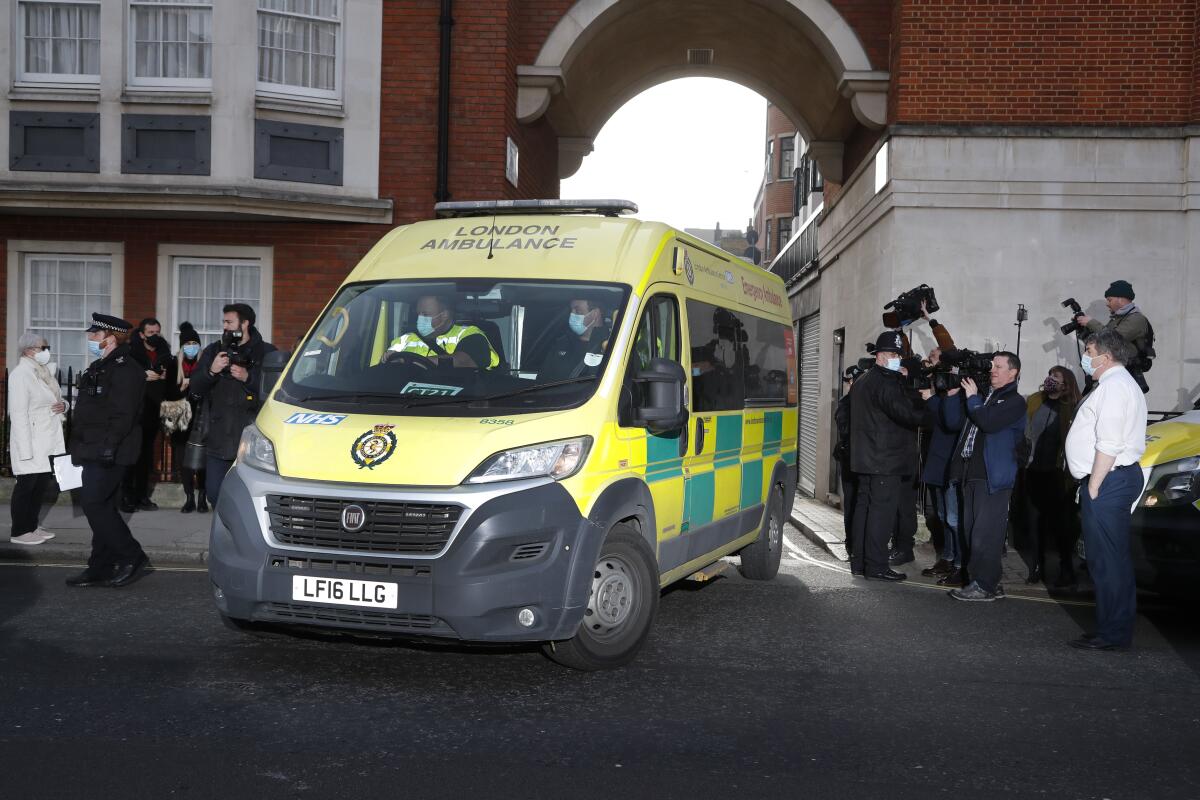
left=285, top=413, right=347, bottom=426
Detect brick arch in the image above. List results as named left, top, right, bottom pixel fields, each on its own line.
left=517, top=0, right=889, bottom=181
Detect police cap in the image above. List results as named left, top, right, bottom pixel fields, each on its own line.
left=872, top=330, right=904, bottom=355
left=86, top=312, right=134, bottom=334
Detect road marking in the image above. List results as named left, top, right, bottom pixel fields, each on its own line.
left=785, top=547, right=1097, bottom=607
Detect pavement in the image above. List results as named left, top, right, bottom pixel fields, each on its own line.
left=0, top=499, right=212, bottom=566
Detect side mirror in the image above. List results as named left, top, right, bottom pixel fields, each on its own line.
left=632, top=357, right=689, bottom=434
left=258, top=350, right=291, bottom=398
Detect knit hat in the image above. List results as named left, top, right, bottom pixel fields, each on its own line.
left=1104, top=280, right=1135, bottom=300
left=178, top=322, right=201, bottom=345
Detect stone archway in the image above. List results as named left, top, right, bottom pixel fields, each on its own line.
left=517, top=0, right=889, bottom=182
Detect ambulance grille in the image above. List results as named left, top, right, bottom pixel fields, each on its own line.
left=266, top=495, right=463, bottom=555
left=259, top=603, right=449, bottom=634
left=510, top=542, right=549, bottom=562
left=687, top=48, right=714, bottom=66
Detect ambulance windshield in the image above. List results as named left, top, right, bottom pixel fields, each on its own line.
left=279, top=279, right=631, bottom=414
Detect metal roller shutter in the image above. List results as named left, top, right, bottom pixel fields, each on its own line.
left=797, top=312, right=820, bottom=496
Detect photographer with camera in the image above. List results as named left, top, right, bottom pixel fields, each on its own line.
left=189, top=303, right=277, bottom=502
left=919, top=347, right=965, bottom=582
left=1071, top=281, right=1153, bottom=393
left=848, top=332, right=930, bottom=581
left=940, top=352, right=1026, bottom=601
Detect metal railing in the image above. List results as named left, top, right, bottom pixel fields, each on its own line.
left=1, top=366, right=176, bottom=482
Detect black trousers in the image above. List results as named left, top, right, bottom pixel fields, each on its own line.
left=852, top=474, right=903, bottom=575
left=1024, top=468, right=1077, bottom=573
left=205, top=456, right=234, bottom=503
left=124, top=418, right=158, bottom=502
left=840, top=468, right=859, bottom=554
left=81, top=463, right=145, bottom=571
left=892, top=476, right=918, bottom=555
left=961, top=479, right=1013, bottom=593
left=170, top=431, right=206, bottom=501
left=11, top=472, right=54, bottom=536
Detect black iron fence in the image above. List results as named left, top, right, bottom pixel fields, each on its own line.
left=1, top=366, right=176, bottom=482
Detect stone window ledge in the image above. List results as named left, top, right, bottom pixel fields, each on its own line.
left=9, top=86, right=101, bottom=103
left=121, top=91, right=213, bottom=106
left=255, top=95, right=345, bottom=119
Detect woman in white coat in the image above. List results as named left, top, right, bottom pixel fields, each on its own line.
left=7, top=332, right=66, bottom=545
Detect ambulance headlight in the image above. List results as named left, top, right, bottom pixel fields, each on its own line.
left=1139, top=456, right=1200, bottom=509
left=466, top=437, right=591, bottom=484
left=237, top=423, right=278, bottom=474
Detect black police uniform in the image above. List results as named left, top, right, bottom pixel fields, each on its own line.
left=69, top=318, right=148, bottom=585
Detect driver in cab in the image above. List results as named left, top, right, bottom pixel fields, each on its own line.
left=385, top=294, right=499, bottom=370
left=539, top=298, right=610, bottom=380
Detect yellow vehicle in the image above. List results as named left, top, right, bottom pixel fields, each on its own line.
left=210, top=200, right=799, bottom=670
left=1130, top=408, right=1200, bottom=594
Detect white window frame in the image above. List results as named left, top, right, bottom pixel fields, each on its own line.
left=155, top=244, right=274, bottom=347
left=6, top=240, right=125, bottom=371
left=255, top=0, right=343, bottom=103
left=126, top=0, right=214, bottom=90
left=15, top=0, right=102, bottom=86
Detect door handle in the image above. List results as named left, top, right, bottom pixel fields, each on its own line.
left=695, top=417, right=706, bottom=456
left=678, top=420, right=689, bottom=458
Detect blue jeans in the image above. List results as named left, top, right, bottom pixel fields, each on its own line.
left=1079, top=465, right=1142, bottom=647
left=935, top=483, right=961, bottom=566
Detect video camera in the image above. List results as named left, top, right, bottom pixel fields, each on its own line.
left=906, top=348, right=994, bottom=393
left=1059, top=297, right=1086, bottom=336
left=883, top=284, right=939, bottom=329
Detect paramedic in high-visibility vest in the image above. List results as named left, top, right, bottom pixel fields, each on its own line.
left=386, top=294, right=499, bottom=369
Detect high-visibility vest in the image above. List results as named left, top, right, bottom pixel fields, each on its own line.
left=388, top=323, right=500, bottom=369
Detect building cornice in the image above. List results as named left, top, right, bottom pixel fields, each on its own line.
left=0, top=183, right=393, bottom=224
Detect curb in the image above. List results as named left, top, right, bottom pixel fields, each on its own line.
left=0, top=543, right=208, bottom=567
left=788, top=510, right=849, bottom=562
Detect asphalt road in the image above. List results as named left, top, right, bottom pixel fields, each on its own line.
left=2, top=533, right=1199, bottom=800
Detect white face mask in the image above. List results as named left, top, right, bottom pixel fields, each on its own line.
left=33, top=349, right=52, bottom=366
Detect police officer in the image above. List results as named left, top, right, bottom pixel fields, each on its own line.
left=539, top=297, right=609, bottom=380
left=848, top=331, right=930, bottom=581
left=386, top=294, right=499, bottom=369
left=1075, top=280, right=1153, bottom=393
left=66, top=313, right=150, bottom=588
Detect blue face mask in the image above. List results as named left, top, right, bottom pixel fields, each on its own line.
left=568, top=312, right=590, bottom=336
left=87, top=339, right=103, bottom=359
left=183, top=344, right=200, bottom=359
left=885, top=357, right=901, bottom=372
left=1081, top=354, right=1102, bottom=377
left=416, top=315, right=435, bottom=338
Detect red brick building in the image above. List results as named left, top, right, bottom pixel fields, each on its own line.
left=4, top=0, right=1199, bottom=499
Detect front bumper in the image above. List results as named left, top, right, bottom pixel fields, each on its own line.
left=208, top=465, right=604, bottom=642
left=1130, top=504, right=1200, bottom=594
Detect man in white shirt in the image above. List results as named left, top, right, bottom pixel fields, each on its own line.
left=1064, top=329, right=1147, bottom=651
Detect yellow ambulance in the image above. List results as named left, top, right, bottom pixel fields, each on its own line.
left=209, top=200, right=799, bottom=670
left=1130, top=408, right=1200, bottom=594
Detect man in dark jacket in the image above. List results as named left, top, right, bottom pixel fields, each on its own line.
left=848, top=332, right=930, bottom=581
left=941, top=352, right=1027, bottom=601
left=834, top=365, right=863, bottom=555
left=123, top=317, right=173, bottom=511
left=189, top=303, right=277, bottom=502
left=67, top=313, right=150, bottom=588
left=920, top=349, right=964, bottom=580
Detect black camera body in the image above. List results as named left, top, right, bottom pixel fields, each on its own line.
left=1060, top=297, right=1086, bottom=336
left=883, top=284, right=939, bottom=328
left=221, top=330, right=254, bottom=371
left=907, top=348, right=993, bottom=393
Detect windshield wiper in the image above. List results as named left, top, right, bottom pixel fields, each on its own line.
left=292, top=391, right=410, bottom=403
left=398, top=376, right=600, bottom=409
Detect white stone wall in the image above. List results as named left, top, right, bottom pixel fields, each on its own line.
left=811, top=132, right=1200, bottom=500
left=0, top=0, right=382, bottom=201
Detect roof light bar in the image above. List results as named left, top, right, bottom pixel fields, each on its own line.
left=434, top=199, right=638, bottom=219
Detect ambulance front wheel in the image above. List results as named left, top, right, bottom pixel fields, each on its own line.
left=738, top=483, right=784, bottom=580
left=543, top=523, right=658, bottom=671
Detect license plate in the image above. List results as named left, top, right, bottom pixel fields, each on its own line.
left=291, top=576, right=398, bottom=610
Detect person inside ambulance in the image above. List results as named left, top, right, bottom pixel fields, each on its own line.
left=385, top=294, right=499, bottom=370
left=538, top=297, right=610, bottom=380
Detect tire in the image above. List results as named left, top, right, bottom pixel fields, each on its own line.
left=738, top=483, right=784, bottom=580
left=543, top=523, right=658, bottom=671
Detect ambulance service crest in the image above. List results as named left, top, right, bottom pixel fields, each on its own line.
left=351, top=424, right=397, bottom=470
